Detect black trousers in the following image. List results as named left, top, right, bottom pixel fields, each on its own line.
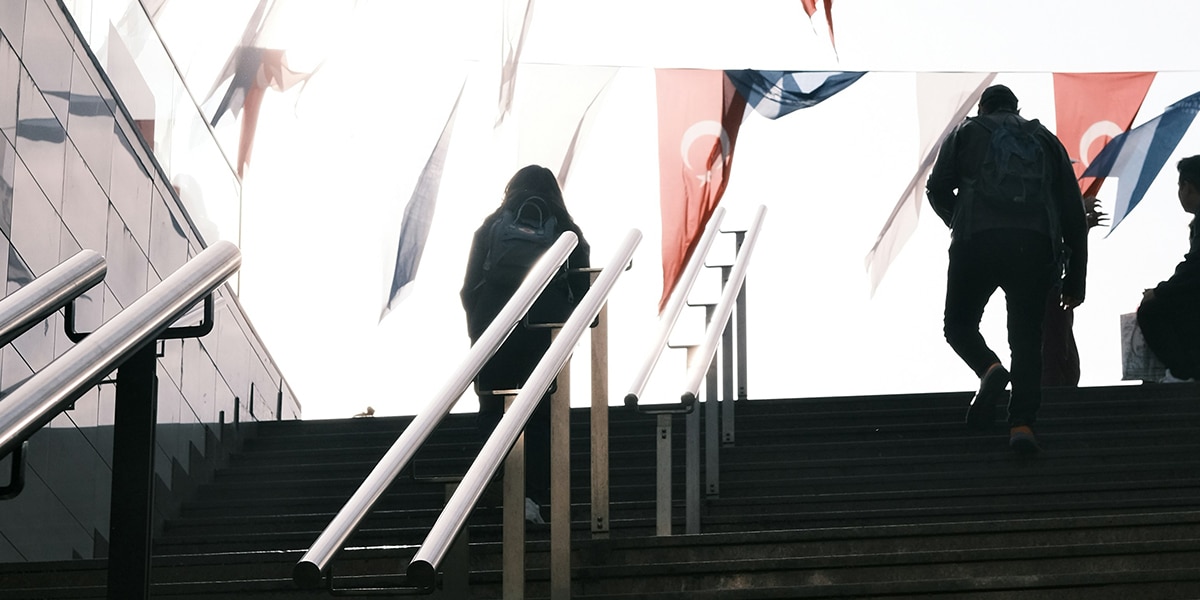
left=1138, top=292, right=1200, bottom=379
left=475, top=325, right=552, bottom=506
left=944, top=229, right=1056, bottom=427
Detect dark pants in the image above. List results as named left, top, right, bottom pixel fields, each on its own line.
left=1138, top=293, right=1200, bottom=379
left=475, top=325, right=552, bottom=506
left=944, top=229, right=1056, bottom=427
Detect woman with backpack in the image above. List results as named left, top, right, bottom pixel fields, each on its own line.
left=460, top=164, right=590, bottom=524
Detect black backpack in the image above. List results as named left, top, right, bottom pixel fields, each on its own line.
left=972, top=115, right=1052, bottom=213
left=481, top=196, right=563, bottom=290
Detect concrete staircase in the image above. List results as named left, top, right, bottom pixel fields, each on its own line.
left=5, top=382, right=1200, bottom=598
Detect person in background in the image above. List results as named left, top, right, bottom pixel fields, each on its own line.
left=927, top=84, right=1089, bottom=454
left=1041, top=195, right=1107, bottom=387
left=1137, top=155, right=1200, bottom=382
left=460, top=165, right=590, bottom=524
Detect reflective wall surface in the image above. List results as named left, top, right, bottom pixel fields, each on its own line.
left=0, top=1, right=300, bottom=562
left=61, top=0, right=243, bottom=250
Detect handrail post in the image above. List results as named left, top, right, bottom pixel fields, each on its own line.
left=550, top=329, right=571, bottom=599
left=442, top=482, right=469, bottom=599
left=106, top=343, right=158, bottom=600
left=729, top=231, right=749, bottom=444
left=718, top=264, right=735, bottom=450
left=589, top=271, right=610, bottom=539
left=655, top=412, right=672, bottom=536
left=502, top=394, right=525, bottom=600
left=706, top=298, right=722, bottom=499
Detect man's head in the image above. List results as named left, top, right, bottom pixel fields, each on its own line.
left=1177, top=155, right=1200, bottom=214
left=979, top=84, right=1019, bottom=115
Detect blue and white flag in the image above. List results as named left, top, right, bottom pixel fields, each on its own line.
left=1082, top=90, right=1200, bottom=235
left=380, top=82, right=466, bottom=322
left=725, top=70, right=865, bottom=120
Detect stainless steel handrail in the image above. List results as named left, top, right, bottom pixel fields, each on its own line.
left=0, top=250, right=106, bottom=348
left=406, top=228, right=642, bottom=591
left=624, top=207, right=726, bottom=409
left=293, top=232, right=580, bottom=588
left=681, top=206, right=766, bottom=405
left=0, top=241, right=241, bottom=458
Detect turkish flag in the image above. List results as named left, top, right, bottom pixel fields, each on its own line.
left=1052, top=72, right=1155, bottom=196
left=655, top=70, right=746, bottom=312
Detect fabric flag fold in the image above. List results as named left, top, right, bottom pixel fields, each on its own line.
left=726, top=70, right=865, bottom=120
left=1082, top=90, right=1200, bottom=235
left=496, top=0, right=535, bottom=128
left=655, top=69, right=747, bottom=311
left=380, top=82, right=467, bottom=321
left=1052, top=72, right=1155, bottom=197
left=510, top=65, right=619, bottom=182
left=864, top=72, right=996, bottom=296
left=800, top=0, right=837, bottom=50
left=205, top=0, right=348, bottom=177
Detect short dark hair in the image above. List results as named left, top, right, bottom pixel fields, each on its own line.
left=979, top=84, right=1019, bottom=114
left=1178, top=155, right=1200, bottom=189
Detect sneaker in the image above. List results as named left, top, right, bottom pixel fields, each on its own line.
left=967, top=364, right=1009, bottom=430
left=1009, top=425, right=1041, bottom=454
left=1160, top=370, right=1196, bottom=384
left=524, top=497, right=546, bottom=525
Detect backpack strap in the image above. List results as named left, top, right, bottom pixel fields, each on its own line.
left=515, top=197, right=546, bottom=227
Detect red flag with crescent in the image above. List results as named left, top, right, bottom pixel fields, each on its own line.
left=1052, top=72, right=1155, bottom=196
left=654, top=69, right=746, bottom=312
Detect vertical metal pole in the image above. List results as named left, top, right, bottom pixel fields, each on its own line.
left=686, top=402, right=700, bottom=534
left=655, top=413, right=671, bottom=536
left=729, top=232, right=748, bottom=444
left=720, top=266, right=735, bottom=449
left=708, top=302, right=723, bottom=498
left=440, top=482, right=469, bottom=599
left=589, top=293, right=610, bottom=539
left=106, top=344, right=159, bottom=600
left=502, top=395, right=524, bottom=600
left=549, top=330, right=571, bottom=600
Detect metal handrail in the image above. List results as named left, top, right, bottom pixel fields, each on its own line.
left=0, top=241, right=241, bottom=458
left=623, top=207, right=726, bottom=410
left=681, top=205, right=767, bottom=405
left=0, top=250, right=106, bottom=348
left=292, top=232, right=580, bottom=589
left=406, top=228, right=642, bottom=591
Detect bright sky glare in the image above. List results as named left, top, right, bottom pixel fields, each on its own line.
left=226, top=1, right=1200, bottom=420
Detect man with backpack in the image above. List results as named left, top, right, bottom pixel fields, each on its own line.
left=927, top=84, right=1089, bottom=454
left=460, top=164, right=590, bottom=523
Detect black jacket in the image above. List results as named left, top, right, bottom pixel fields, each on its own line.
left=460, top=196, right=590, bottom=344
left=1155, top=219, right=1200, bottom=299
left=927, top=109, right=1088, bottom=300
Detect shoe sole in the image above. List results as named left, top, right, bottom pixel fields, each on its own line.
left=1010, top=434, right=1040, bottom=454
left=966, top=368, right=1009, bottom=430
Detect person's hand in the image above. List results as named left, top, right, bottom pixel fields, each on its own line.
left=1084, top=196, right=1108, bottom=229
left=1061, top=295, right=1083, bottom=310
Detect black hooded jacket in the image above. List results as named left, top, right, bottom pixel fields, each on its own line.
left=460, top=165, right=591, bottom=345
left=927, top=109, right=1088, bottom=301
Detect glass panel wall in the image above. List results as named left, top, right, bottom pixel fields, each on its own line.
left=0, top=0, right=298, bottom=562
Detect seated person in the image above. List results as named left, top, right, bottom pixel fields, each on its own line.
left=1137, top=155, right=1200, bottom=381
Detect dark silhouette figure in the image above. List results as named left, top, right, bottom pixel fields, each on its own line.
left=1041, top=195, right=1107, bottom=387
left=1137, top=155, right=1200, bottom=382
left=460, top=165, right=590, bottom=523
left=927, top=84, right=1089, bottom=453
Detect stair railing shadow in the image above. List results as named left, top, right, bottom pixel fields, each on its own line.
left=624, top=205, right=766, bottom=536
left=294, top=229, right=641, bottom=598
